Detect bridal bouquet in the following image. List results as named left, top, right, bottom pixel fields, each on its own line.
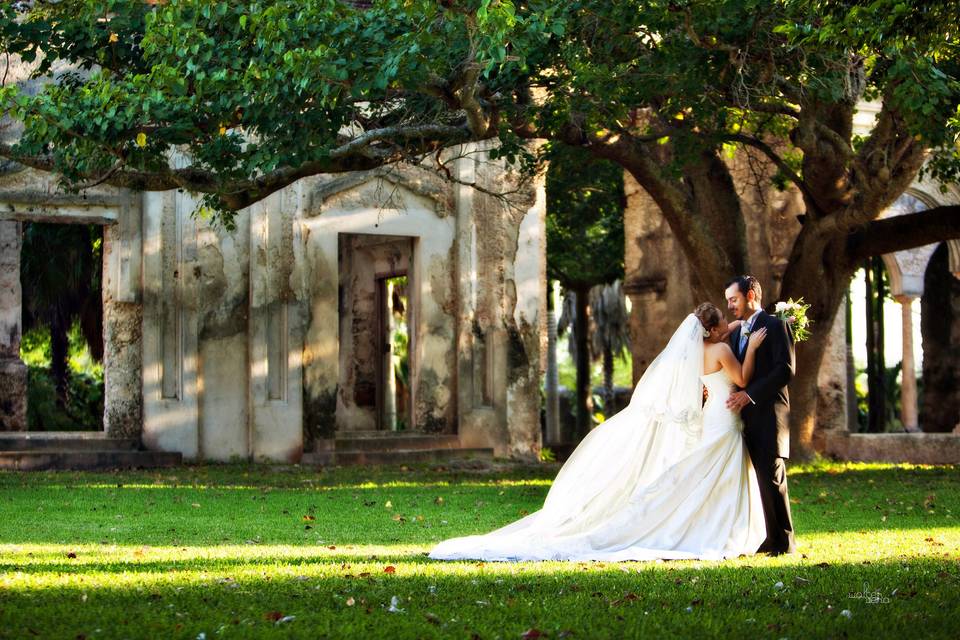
left=774, top=298, right=812, bottom=342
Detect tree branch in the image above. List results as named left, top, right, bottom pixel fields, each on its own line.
left=0, top=122, right=476, bottom=209
left=720, top=132, right=825, bottom=217
left=847, top=205, right=960, bottom=260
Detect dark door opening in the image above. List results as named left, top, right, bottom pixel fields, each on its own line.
left=20, top=222, right=104, bottom=431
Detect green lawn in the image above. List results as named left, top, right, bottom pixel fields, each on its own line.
left=0, top=459, right=957, bottom=639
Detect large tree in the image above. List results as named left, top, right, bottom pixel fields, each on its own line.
left=547, top=144, right=625, bottom=440
left=2, top=0, right=959, bottom=457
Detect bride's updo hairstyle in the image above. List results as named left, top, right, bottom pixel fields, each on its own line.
left=695, top=302, right=722, bottom=334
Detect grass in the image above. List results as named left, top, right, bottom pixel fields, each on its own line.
left=0, top=459, right=958, bottom=639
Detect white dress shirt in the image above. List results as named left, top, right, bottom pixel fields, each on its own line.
left=739, top=309, right=762, bottom=405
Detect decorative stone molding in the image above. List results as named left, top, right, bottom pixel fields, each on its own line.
left=306, top=165, right=455, bottom=219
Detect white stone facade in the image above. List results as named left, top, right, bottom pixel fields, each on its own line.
left=0, top=148, right=547, bottom=462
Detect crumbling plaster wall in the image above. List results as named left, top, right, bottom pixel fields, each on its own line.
left=300, top=169, right=458, bottom=437
left=2, top=149, right=545, bottom=460
left=454, top=143, right=546, bottom=459
left=142, top=185, right=305, bottom=462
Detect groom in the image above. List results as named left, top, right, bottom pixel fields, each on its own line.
left=724, top=275, right=797, bottom=556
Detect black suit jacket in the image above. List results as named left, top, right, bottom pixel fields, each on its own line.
left=729, top=310, right=795, bottom=459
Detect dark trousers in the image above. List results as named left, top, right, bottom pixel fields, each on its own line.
left=745, top=441, right=796, bottom=553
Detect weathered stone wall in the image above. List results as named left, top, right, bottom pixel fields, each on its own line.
left=300, top=168, right=459, bottom=439
left=1, top=151, right=545, bottom=461
left=0, top=220, right=26, bottom=431
left=622, top=173, right=696, bottom=381
left=142, top=187, right=307, bottom=462
left=102, top=217, right=143, bottom=438
left=453, top=142, right=545, bottom=460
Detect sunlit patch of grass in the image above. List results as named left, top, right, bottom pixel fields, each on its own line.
left=0, top=461, right=957, bottom=639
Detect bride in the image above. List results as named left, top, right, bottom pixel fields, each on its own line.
left=429, top=303, right=768, bottom=562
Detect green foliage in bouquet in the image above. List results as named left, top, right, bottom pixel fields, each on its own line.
left=775, top=297, right=813, bottom=343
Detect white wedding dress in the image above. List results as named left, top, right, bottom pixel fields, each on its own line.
left=429, top=315, right=767, bottom=562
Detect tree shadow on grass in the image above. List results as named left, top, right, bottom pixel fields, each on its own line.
left=0, top=463, right=956, bottom=548
left=1, top=556, right=956, bottom=640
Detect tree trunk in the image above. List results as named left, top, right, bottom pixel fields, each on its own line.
left=602, top=346, right=614, bottom=419
left=778, top=228, right=853, bottom=460
left=544, top=281, right=562, bottom=443
left=864, top=259, right=882, bottom=432
left=574, top=286, right=592, bottom=440
left=871, top=256, right=887, bottom=432
left=50, top=312, right=69, bottom=409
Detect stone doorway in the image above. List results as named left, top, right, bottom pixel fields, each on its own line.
left=337, top=233, right=416, bottom=433
left=20, top=221, right=105, bottom=431
left=1, top=218, right=108, bottom=432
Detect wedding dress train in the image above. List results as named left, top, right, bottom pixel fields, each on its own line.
left=428, top=315, right=767, bottom=562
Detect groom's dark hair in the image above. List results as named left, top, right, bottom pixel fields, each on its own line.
left=726, top=275, right=762, bottom=302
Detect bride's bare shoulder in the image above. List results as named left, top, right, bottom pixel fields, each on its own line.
left=705, top=341, right=733, bottom=355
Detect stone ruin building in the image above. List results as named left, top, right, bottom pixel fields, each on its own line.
left=0, top=143, right=547, bottom=468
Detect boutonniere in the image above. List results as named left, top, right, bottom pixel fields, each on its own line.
left=774, top=298, right=813, bottom=342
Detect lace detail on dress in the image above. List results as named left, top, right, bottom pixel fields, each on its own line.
left=627, top=404, right=703, bottom=449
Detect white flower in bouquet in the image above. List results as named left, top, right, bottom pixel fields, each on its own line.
left=774, top=297, right=812, bottom=342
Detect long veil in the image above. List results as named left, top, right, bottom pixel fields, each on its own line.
left=429, top=314, right=707, bottom=555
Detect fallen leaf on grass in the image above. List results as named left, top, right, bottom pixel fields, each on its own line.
left=388, top=596, right=405, bottom=613
left=384, top=566, right=396, bottom=574
left=264, top=611, right=284, bottom=622
left=303, top=515, right=316, bottom=522
left=346, top=597, right=356, bottom=606
left=66, top=552, right=77, bottom=559
left=610, top=593, right=639, bottom=606
left=521, top=629, right=544, bottom=639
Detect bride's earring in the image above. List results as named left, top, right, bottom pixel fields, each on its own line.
left=702, top=327, right=710, bottom=339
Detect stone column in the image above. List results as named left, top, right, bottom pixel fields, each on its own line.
left=0, top=220, right=27, bottom=431
left=896, top=294, right=920, bottom=432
